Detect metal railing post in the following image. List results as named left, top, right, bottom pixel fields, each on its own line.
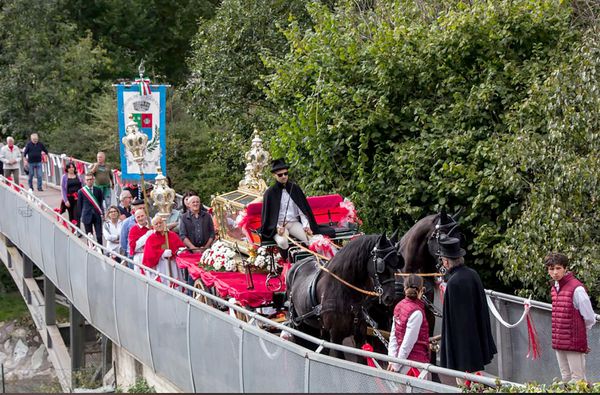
left=70, top=303, right=86, bottom=385
left=22, top=254, right=33, bottom=304
left=44, top=275, right=56, bottom=326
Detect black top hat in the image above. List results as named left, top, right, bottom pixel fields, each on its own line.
left=439, top=237, right=466, bottom=258
left=270, top=158, right=290, bottom=173
left=131, top=198, right=145, bottom=206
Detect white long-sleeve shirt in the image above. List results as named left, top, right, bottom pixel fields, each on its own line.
left=554, top=281, right=597, bottom=330
left=278, top=189, right=309, bottom=228
left=0, top=145, right=22, bottom=170
left=387, top=310, right=423, bottom=371
left=103, top=219, right=123, bottom=255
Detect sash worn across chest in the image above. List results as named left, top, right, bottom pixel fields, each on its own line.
left=81, top=186, right=102, bottom=215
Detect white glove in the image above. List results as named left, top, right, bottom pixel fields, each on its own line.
left=162, top=249, right=173, bottom=258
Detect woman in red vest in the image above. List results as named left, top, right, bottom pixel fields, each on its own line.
left=545, top=253, right=596, bottom=383
left=387, top=274, right=430, bottom=378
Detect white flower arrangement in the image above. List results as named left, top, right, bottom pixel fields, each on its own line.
left=200, top=240, right=238, bottom=272
left=247, top=246, right=282, bottom=270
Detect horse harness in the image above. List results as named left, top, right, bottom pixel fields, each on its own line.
left=427, top=214, right=462, bottom=275
left=288, top=244, right=397, bottom=328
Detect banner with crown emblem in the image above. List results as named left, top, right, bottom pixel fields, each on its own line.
left=116, top=84, right=167, bottom=181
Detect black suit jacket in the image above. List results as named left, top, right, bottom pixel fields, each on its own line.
left=77, top=186, right=104, bottom=224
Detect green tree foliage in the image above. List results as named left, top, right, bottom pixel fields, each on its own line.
left=0, top=0, right=108, bottom=142
left=47, top=91, right=121, bottom=164
left=166, top=93, right=240, bottom=203
left=185, top=0, right=332, bottom=179
left=493, top=34, right=600, bottom=303
left=262, top=0, right=589, bottom=288
left=186, top=0, right=321, bottom=130
left=63, top=0, right=219, bottom=85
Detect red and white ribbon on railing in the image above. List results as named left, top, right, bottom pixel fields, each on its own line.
left=134, top=78, right=152, bottom=96
left=486, top=295, right=541, bottom=359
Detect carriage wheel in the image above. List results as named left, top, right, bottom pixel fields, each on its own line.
left=193, top=279, right=211, bottom=306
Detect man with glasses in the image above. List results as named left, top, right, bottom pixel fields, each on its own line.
left=260, top=158, right=321, bottom=258
left=120, top=198, right=146, bottom=259
left=117, top=190, right=133, bottom=219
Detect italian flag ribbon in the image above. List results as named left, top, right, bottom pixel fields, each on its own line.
left=81, top=186, right=103, bottom=215
left=134, top=78, right=152, bottom=96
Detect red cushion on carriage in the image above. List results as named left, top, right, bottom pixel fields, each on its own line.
left=245, top=194, right=347, bottom=235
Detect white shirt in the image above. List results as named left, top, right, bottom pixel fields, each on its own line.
left=554, top=281, right=597, bottom=330
left=0, top=145, right=22, bottom=170
left=103, top=220, right=123, bottom=255
left=278, top=189, right=309, bottom=228
left=387, top=310, right=423, bottom=371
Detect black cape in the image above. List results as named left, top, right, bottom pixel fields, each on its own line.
left=260, top=181, right=328, bottom=241
left=440, top=265, right=497, bottom=372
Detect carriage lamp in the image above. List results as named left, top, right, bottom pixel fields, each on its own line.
left=122, top=114, right=148, bottom=163
left=151, top=167, right=175, bottom=220
left=122, top=114, right=150, bottom=214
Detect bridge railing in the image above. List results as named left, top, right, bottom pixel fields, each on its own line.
left=12, top=149, right=600, bottom=387
left=483, top=289, right=600, bottom=384
left=0, top=174, right=526, bottom=392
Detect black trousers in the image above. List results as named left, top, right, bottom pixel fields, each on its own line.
left=83, top=217, right=103, bottom=245
left=60, top=196, right=80, bottom=226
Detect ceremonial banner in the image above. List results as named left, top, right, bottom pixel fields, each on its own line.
left=117, top=84, right=167, bottom=181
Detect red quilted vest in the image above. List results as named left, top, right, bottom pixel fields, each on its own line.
left=551, top=272, right=588, bottom=352
left=393, top=298, right=430, bottom=363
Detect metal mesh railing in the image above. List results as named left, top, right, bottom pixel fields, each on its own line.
left=484, top=291, right=600, bottom=384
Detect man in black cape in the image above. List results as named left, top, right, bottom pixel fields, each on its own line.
left=260, top=159, right=331, bottom=257
left=439, top=237, right=497, bottom=379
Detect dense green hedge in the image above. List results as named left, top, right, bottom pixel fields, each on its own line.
left=256, top=0, right=599, bottom=298
left=0, top=0, right=598, bottom=303
left=467, top=379, right=600, bottom=393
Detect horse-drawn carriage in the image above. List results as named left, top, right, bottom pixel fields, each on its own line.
left=175, top=133, right=460, bottom=367
left=174, top=133, right=362, bottom=322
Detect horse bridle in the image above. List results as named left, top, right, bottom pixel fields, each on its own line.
left=429, top=216, right=461, bottom=275
left=370, top=244, right=398, bottom=303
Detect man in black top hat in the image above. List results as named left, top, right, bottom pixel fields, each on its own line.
left=438, top=237, right=497, bottom=380
left=260, top=159, right=321, bottom=256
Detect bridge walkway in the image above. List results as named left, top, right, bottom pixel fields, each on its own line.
left=0, top=155, right=598, bottom=392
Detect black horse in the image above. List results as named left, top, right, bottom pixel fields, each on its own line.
left=285, top=233, right=400, bottom=358
left=394, top=211, right=463, bottom=364
left=365, top=210, right=464, bottom=365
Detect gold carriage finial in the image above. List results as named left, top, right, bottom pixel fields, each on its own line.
left=238, top=128, right=270, bottom=194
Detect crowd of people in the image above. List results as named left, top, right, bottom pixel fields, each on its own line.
left=1, top=135, right=597, bottom=385
left=1, top=133, right=215, bottom=291
left=57, top=154, right=218, bottom=290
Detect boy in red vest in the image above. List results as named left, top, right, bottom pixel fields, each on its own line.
left=545, top=252, right=596, bottom=382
